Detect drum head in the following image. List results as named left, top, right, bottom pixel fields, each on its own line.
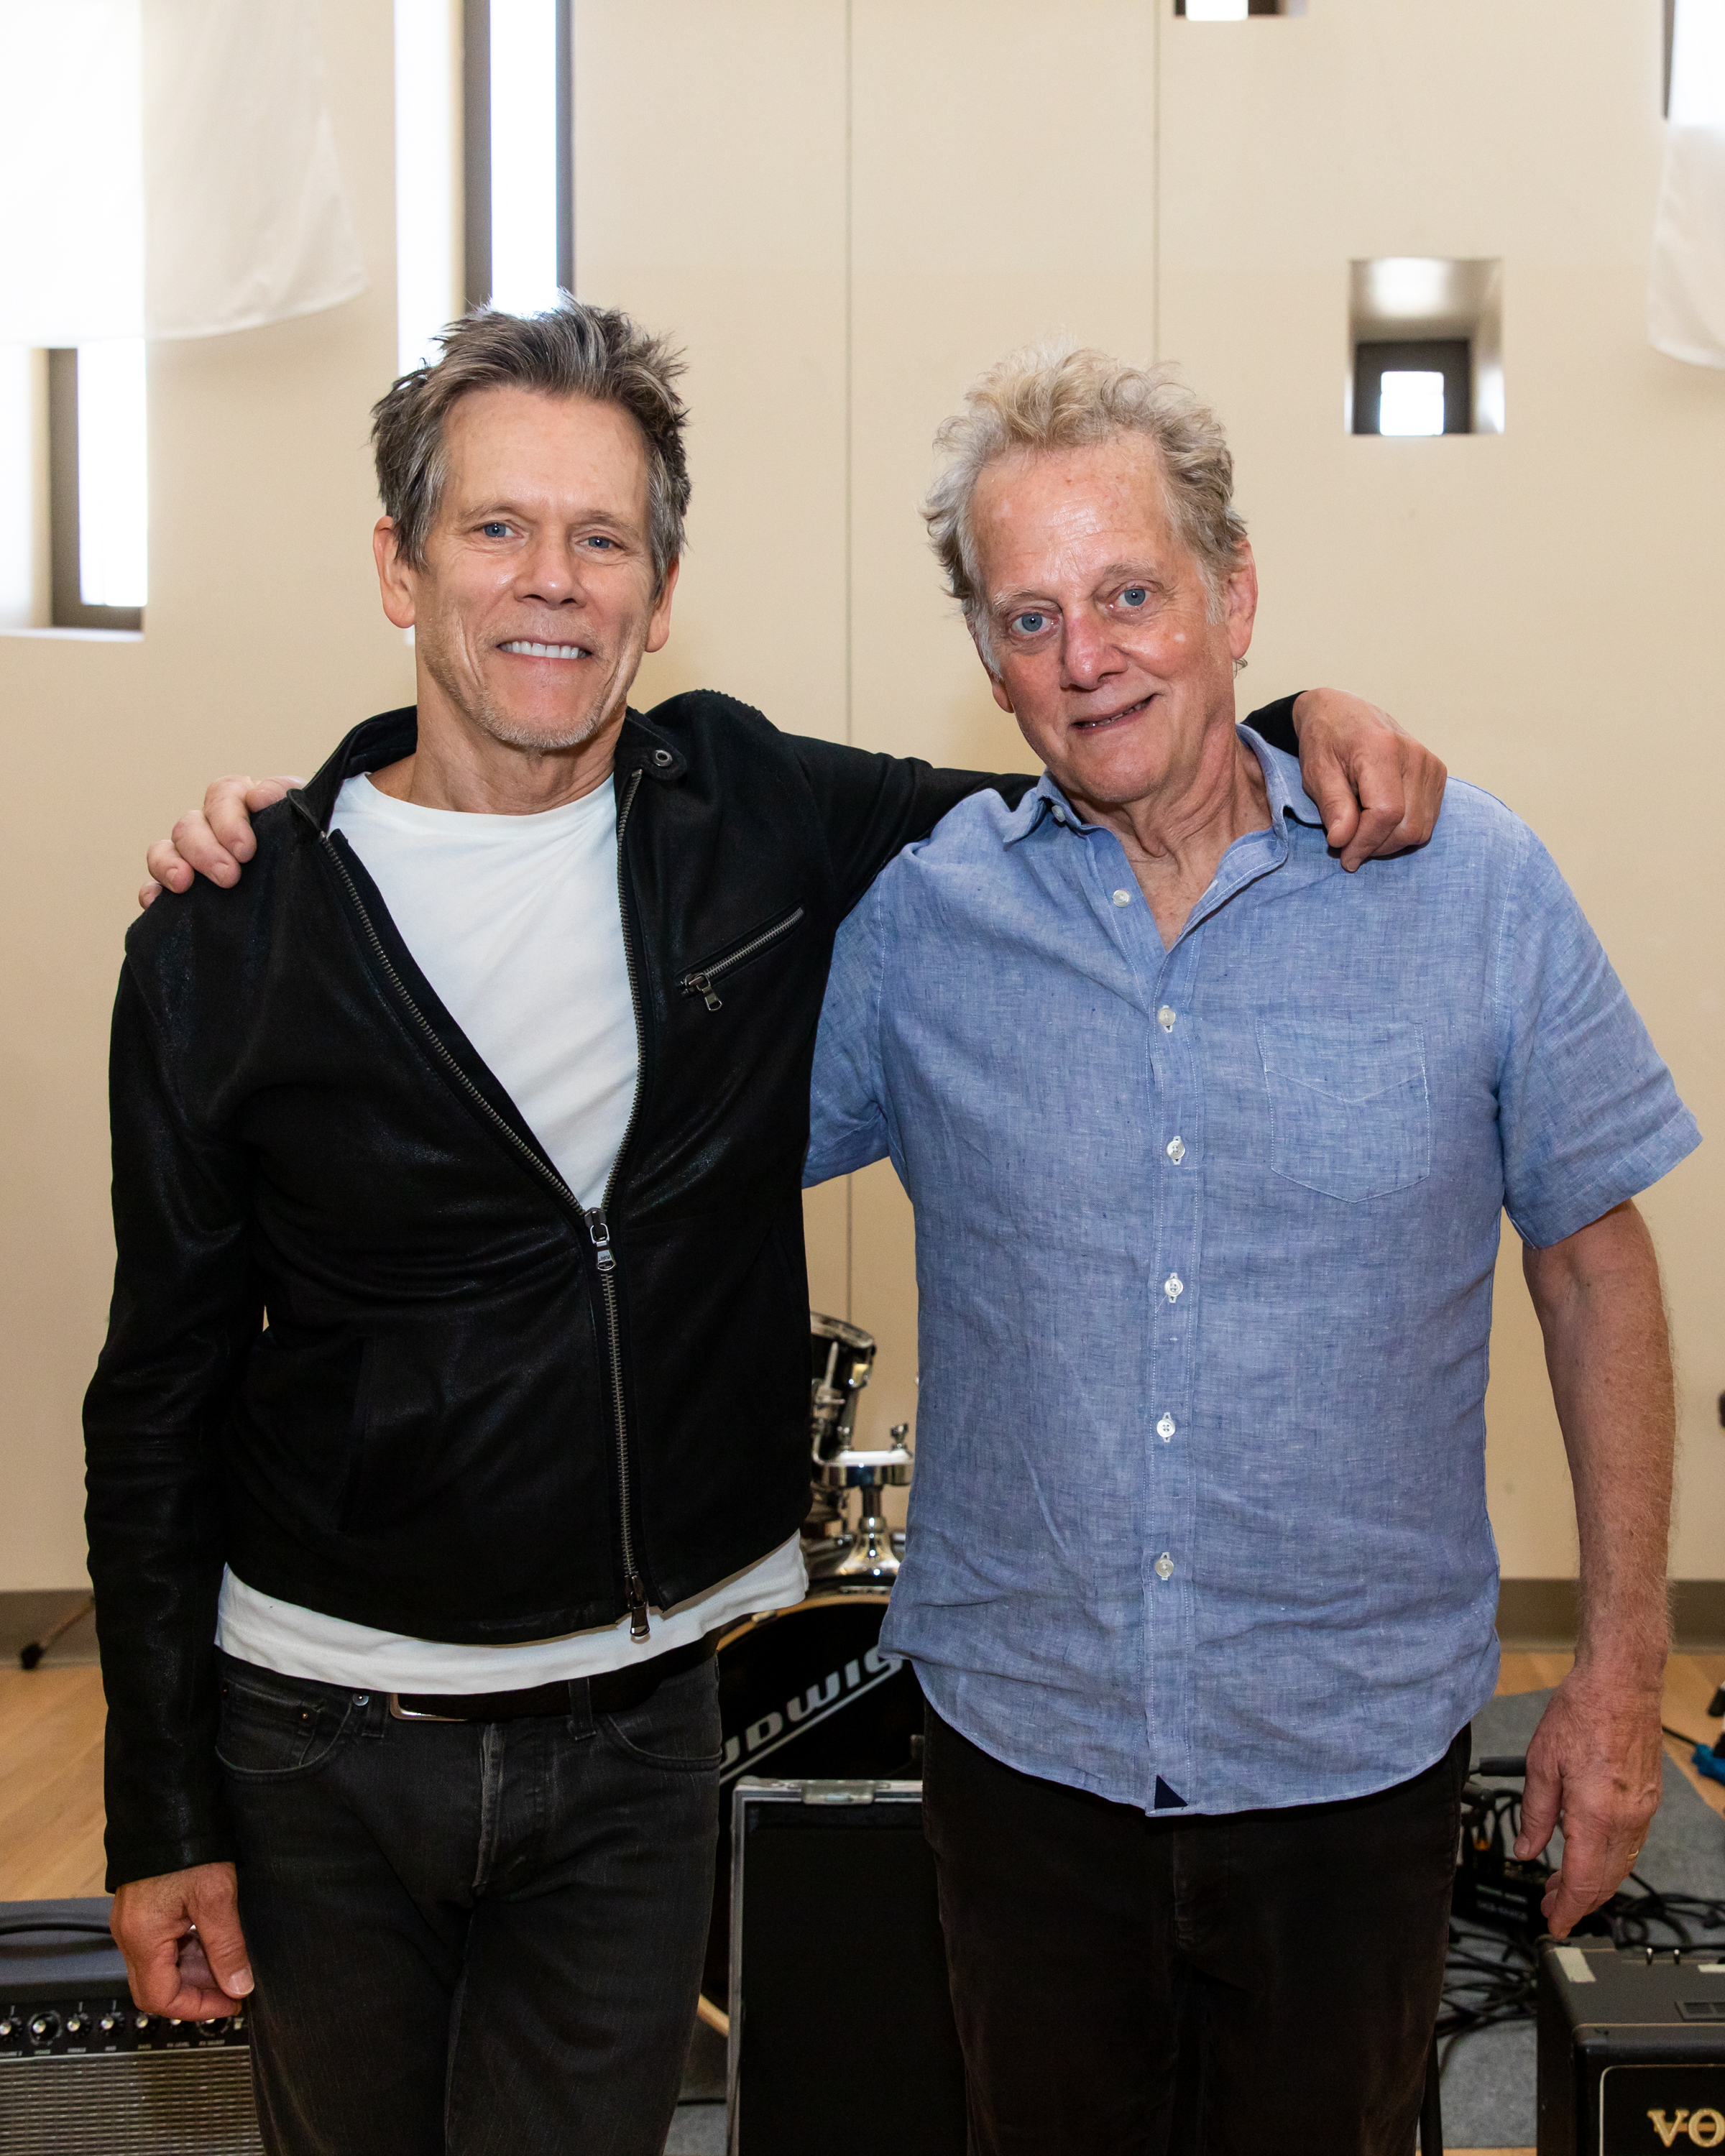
left=702, top=1592, right=921, bottom=2010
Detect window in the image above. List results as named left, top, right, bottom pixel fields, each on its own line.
left=1668, top=0, right=1725, bottom=124
left=54, top=342, right=147, bottom=627
left=461, top=0, right=573, bottom=311
left=0, top=341, right=146, bottom=635
left=1353, top=339, right=1471, bottom=438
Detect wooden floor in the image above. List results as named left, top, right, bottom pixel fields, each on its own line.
left=4, top=1649, right=1723, bottom=2156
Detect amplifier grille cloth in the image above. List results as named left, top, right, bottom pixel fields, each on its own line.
left=0, top=2050, right=262, bottom=2153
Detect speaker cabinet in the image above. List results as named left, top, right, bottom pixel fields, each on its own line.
left=1538, top=1940, right=1725, bottom=2153
left=0, top=1897, right=262, bottom=2154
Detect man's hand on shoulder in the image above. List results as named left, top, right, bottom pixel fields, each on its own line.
left=1289, top=689, right=1447, bottom=872
left=111, top=1860, right=254, bottom=2019
left=1516, top=1663, right=1665, bottom=1938
left=139, top=775, right=305, bottom=910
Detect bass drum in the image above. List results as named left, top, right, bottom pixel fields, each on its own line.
left=701, top=1590, right=921, bottom=2013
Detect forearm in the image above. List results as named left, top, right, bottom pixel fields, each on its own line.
left=1524, top=1201, right=1675, bottom=1680
left=88, top=964, right=261, bottom=1884
left=86, top=1426, right=236, bottom=1886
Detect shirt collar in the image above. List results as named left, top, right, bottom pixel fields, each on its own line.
left=1243, top=725, right=1328, bottom=834
left=1000, top=727, right=1325, bottom=850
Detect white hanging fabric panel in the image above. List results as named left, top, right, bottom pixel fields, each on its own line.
left=1649, top=0, right=1725, bottom=369
left=0, top=0, right=366, bottom=346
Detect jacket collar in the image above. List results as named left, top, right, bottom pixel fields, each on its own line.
left=290, top=705, right=685, bottom=837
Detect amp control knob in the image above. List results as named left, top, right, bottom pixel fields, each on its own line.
left=28, top=2011, right=61, bottom=2043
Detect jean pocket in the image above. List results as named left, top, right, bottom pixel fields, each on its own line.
left=1257, top=1017, right=1431, bottom=1203
left=600, top=1656, right=724, bottom=1773
left=216, top=1672, right=356, bottom=1781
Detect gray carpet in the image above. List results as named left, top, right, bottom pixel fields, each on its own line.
left=1440, top=1688, right=1725, bottom=2150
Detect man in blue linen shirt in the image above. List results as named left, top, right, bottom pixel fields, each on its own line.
left=805, top=344, right=1700, bottom=2154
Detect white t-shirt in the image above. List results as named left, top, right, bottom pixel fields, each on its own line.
left=216, top=773, right=805, bottom=1690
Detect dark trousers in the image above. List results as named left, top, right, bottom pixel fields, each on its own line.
left=215, top=1647, right=722, bottom=2156
left=922, top=1705, right=1470, bottom=2156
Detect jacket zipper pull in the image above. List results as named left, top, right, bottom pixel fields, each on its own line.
left=586, top=1209, right=616, bottom=1271
left=689, top=972, right=722, bottom=1013
left=625, top=1569, right=651, bottom=1642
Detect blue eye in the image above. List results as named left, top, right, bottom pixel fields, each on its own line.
left=1119, top=586, right=1148, bottom=608
left=1012, top=611, right=1050, bottom=636
left=481, top=521, right=510, bottom=538
left=582, top=535, right=615, bottom=550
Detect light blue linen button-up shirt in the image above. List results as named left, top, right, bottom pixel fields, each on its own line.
left=804, top=730, right=1700, bottom=1816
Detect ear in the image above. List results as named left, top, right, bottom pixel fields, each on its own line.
left=374, top=519, right=417, bottom=631
left=645, top=556, right=681, bottom=655
left=1224, top=540, right=1258, bottom=664
left=971, top=625, right=1015, bottom=714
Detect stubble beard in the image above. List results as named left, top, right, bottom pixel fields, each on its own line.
left=420, top=619, right=627, bottom=757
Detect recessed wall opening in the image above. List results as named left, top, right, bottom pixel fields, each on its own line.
left=1174, top=1, right=1307, bottom=17
left=1348, top=258, right=1503, bottom=437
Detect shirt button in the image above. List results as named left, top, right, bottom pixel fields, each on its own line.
left=1154, top=1553, right=1175, bottom=1582
left=1156, top=1413, right=1176, bottom=1441
left=1158, top=1005, right=1177, bottom=1031
left=1052, top=806, right=1066, bottom=824
left=1112, top=888, right=1133, bottom=906
left=1166, top=1136, right=1185, bottom=1164
left=1164, top=1273, right=1184, bottom=1302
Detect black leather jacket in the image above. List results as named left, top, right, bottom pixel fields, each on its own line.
left=84, top=688, right=1300, bottom=1887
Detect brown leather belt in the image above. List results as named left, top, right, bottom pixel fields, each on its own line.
left=387, top=1634, right=714, bottom=1723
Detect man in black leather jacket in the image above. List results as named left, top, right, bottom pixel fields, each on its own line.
left=93, top=299, right=1444, bottom=2156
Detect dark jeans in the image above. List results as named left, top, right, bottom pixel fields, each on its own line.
left=215, top=1647, right=722, bottom=2156
left=922, top=1705, right=1471, bottom=2156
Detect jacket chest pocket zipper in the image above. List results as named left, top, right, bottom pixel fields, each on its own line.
left=680, top=905, right=805, bottom=1013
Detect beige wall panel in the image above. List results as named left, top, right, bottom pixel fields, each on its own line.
left=0, top=3, right=410, bottom=1588
left=845, top=0, right=1158, bottom=1448
left=574, top=1, right=849, bottom=739
left=1159, top=0, right=1723, bottom=1577
left=571, top=1, right=857, bottom=1341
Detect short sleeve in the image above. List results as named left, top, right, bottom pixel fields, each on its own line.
left=804, top=876, right=892, bottom=1187
left=1495, top=826, right=1700, bottom=1248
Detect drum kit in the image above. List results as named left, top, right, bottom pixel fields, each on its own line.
left=699, top=1313, right=921, bottom=2024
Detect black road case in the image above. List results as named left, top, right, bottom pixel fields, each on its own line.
left=728, top=1778, right=967, bottom=2155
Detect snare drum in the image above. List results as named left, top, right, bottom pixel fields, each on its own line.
left=699, top=1590, right=921, bottom=2014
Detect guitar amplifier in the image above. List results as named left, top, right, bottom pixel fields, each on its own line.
left=0, top=1897, right=262, bottom=2153
left=1538, top=1939, right=1725, bottom=2153
left=728, top=1779, right=967, bottom=2155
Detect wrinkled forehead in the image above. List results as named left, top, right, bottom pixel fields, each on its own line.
left=970, top=433, right=1185, bottom=591
left=438, top=385, right=653, bottom=517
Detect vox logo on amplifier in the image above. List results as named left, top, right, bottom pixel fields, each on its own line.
left=1601, top=2068, right=1725, bottom=2150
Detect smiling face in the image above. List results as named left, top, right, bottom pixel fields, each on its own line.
left=374, top=384, right=677, bottom=762
left=970, top=431, right=1256, bottom=818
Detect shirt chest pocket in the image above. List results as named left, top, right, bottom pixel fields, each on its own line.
left=1256, top=1017, right=1431, bottom=1204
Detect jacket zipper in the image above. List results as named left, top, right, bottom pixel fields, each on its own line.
left=589, top=767, right=650, bottom=1640
left=308, top=764, right=655, bottom=1644
left=680, top=905, right=805, bottom=1012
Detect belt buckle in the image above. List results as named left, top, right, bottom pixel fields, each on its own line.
left=387, top=1694, right=467, bottom=1723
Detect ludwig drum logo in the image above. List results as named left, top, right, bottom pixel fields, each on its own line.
left=721, top=1644, right=903, bottom=1779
